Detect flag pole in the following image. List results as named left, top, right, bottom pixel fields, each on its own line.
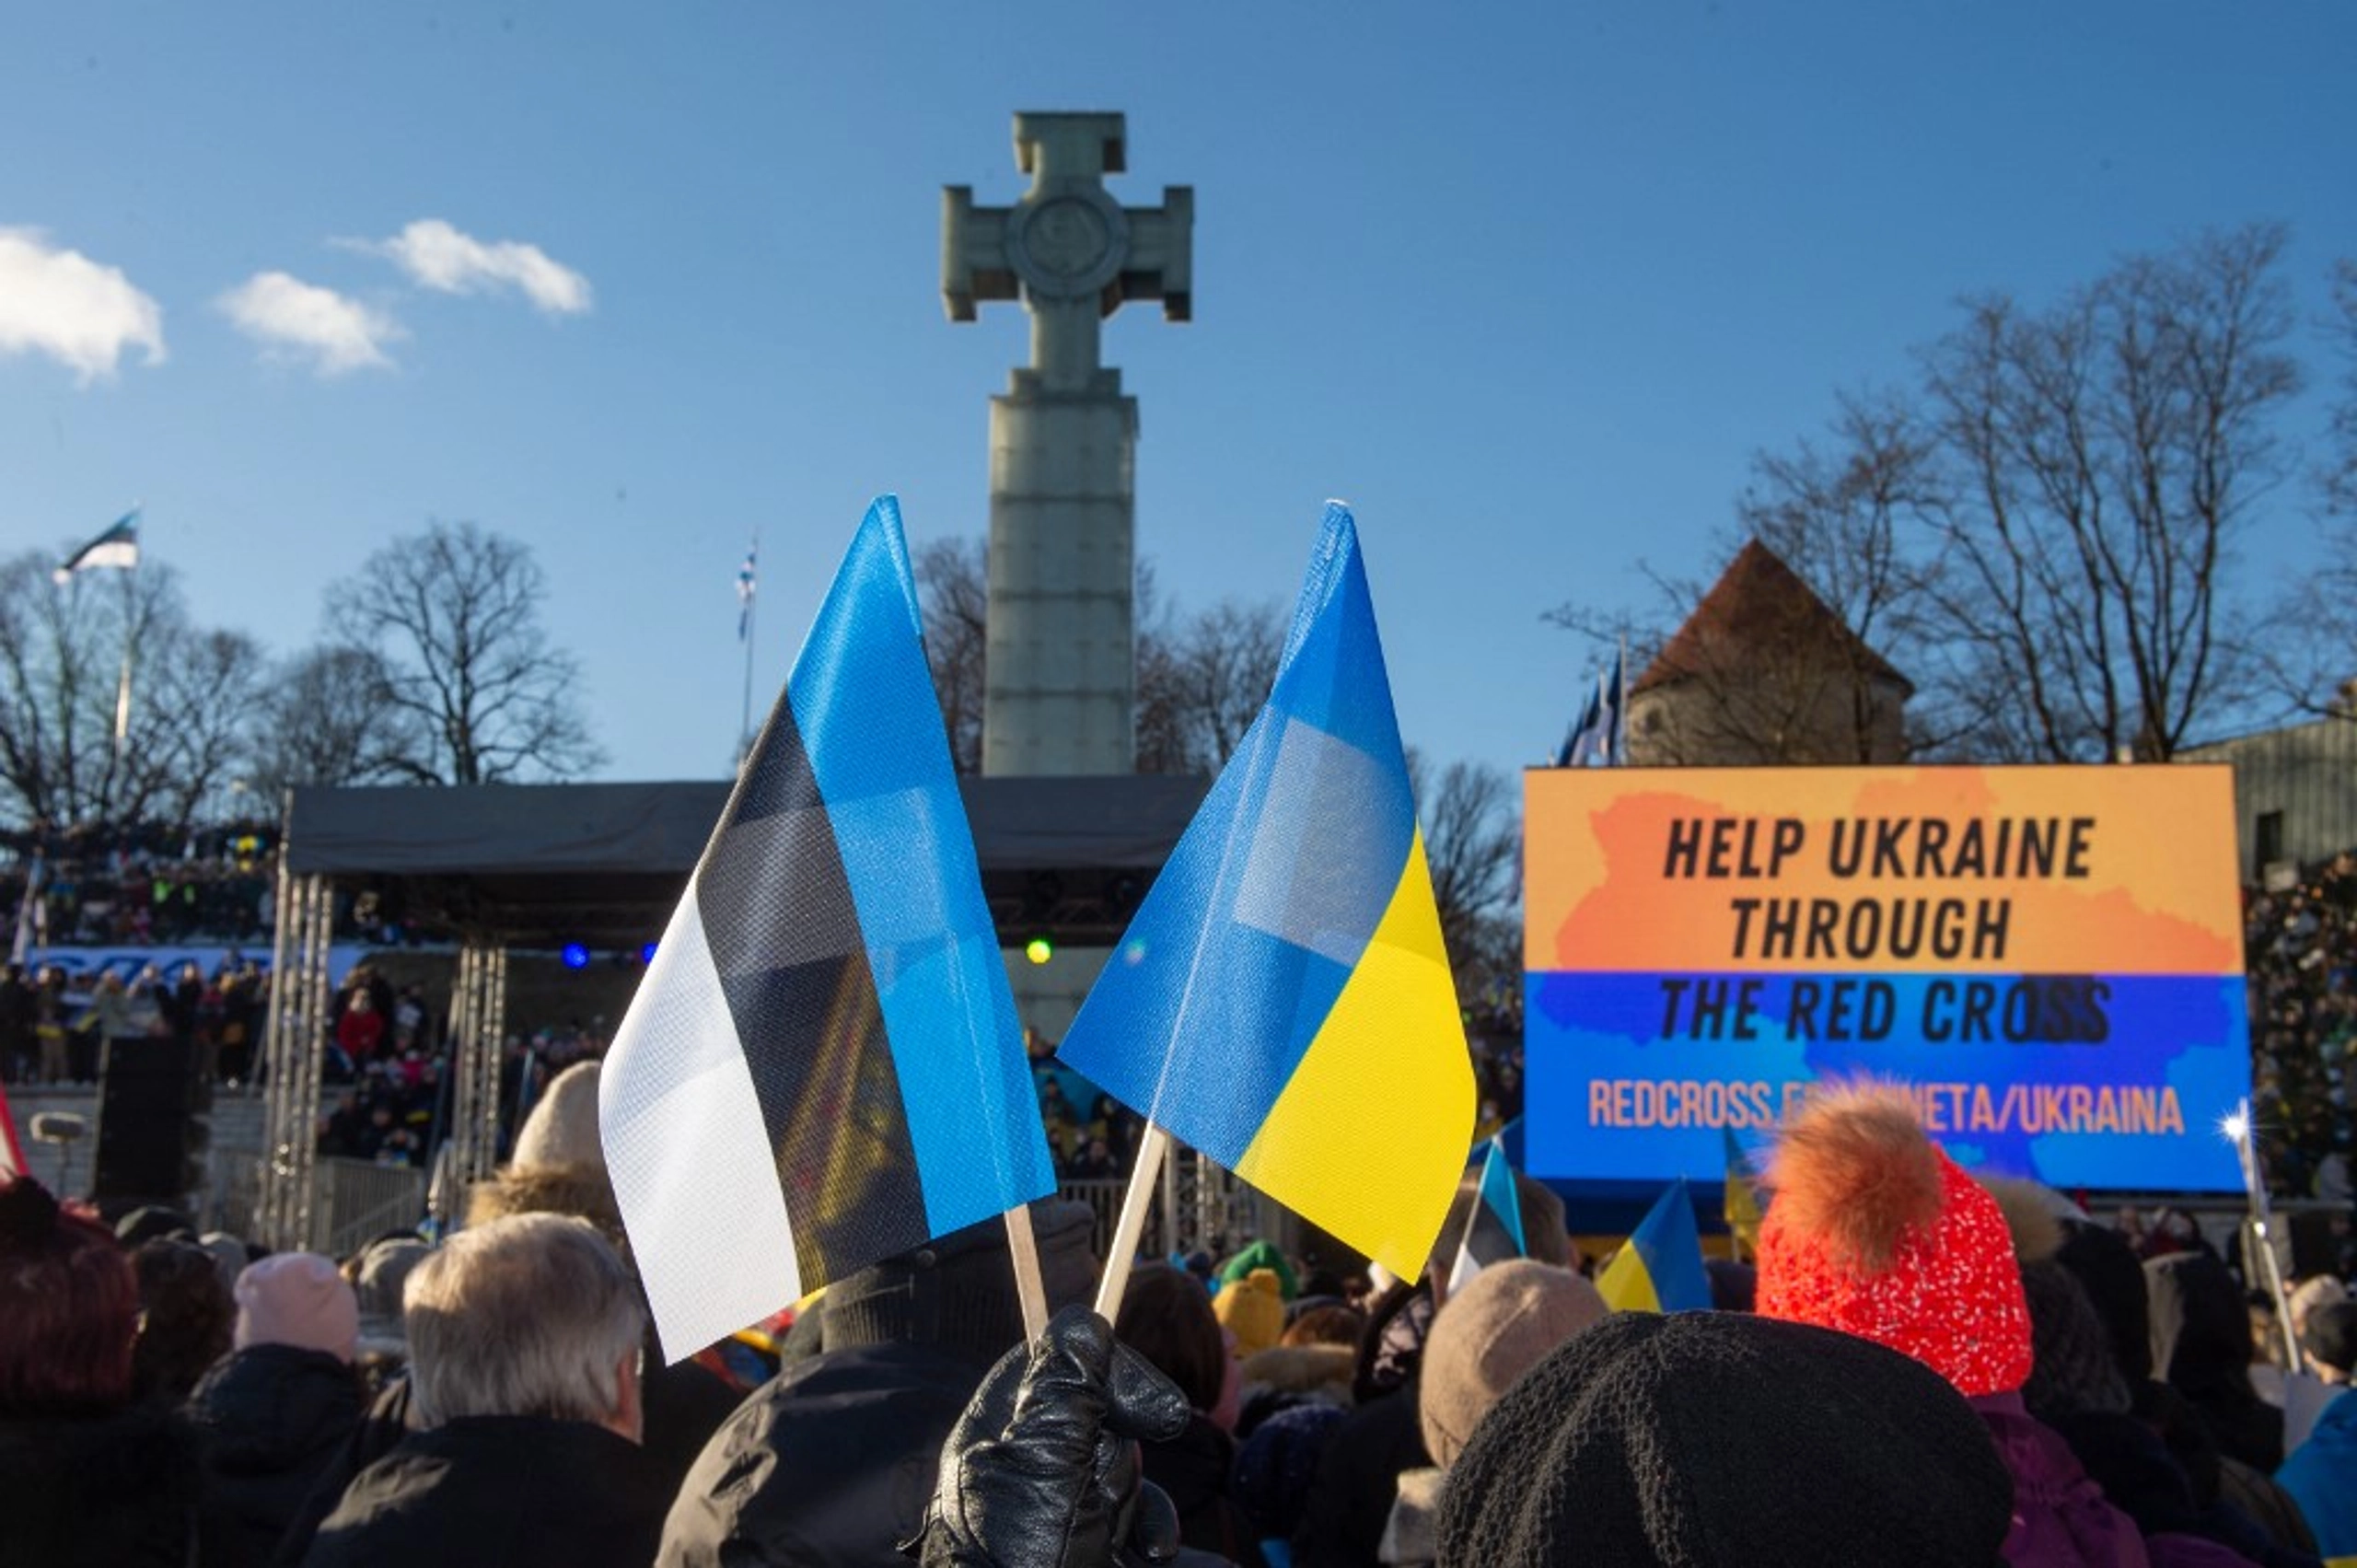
left=1094, top=1121, right=1172, bottom=1323
left=2229, top=1098, right=2303, bottom=1374
left=113, top=508, right=143, bottom=770
left=8, top=854, right=40, bottom=969
left=737, top=532, right=759, bottom=767
left=1002, top=1202, right=1049, bottom=1342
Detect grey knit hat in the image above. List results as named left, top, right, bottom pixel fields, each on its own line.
left=1437, top=1311, right=2013, bottom=1567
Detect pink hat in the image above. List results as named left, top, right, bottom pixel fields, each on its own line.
left=235, top=1252, right=360, bottom=1362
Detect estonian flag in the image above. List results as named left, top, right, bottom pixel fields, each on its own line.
left=600, top=496, right=1055, bottom=1361
left=1447, top=1137, right=1526, bottom=1295
left=1056, top=503, right=1474, bottom=1279
left=53, top=509, right=140, bottom=585
left=1596, top=1179, right=1712, bottom=1314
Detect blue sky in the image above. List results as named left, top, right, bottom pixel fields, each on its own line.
left=5, top=4, right=2353, bottom=789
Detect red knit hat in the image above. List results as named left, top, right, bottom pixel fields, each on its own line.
left=1756, top=1083, right=2032, bottom=1398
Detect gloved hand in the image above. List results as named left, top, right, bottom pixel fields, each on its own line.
left=913, top=1304, right=1192, bottom=1568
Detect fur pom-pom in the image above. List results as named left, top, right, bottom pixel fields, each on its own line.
left=1975, top=1176, right=2064, bottom=1266
left=1768, top=1083, right=1942, bottom=1273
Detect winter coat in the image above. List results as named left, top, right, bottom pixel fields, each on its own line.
left=1141, top=1410, right=1267, bottom=1568
left=186, top=1344, right=365, bottom=1568
left=657, top=1340, right=990, bottom=1568
left=1237, top=1342, right=1356, bottom=1436
left=301, top=1414, right=667, bottom=1568
left=1972, top=1392, right=2154, bottom=1567
left=1291, top=1383, right=1430, bottom=1568
left=2043, top=1409, right=2272, bottom=1568
left=0, top=1403, right=204, bottom=1567
left=2275, top=1388, right=2357, bottom=1566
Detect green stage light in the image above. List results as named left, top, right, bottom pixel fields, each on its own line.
left=1025, top=935, right=1054, bottom=966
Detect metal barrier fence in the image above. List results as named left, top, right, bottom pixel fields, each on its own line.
left=1059, top=1148, right=1278, bottom=1266
left=212, top=1155, right=428, bottom=1258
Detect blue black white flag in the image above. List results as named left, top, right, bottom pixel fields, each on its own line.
left=603, top=496, right=1054, bottom=1361
left=53, top=509, right=140, bottom=585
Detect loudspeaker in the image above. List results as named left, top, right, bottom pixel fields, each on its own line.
left=93, top=1038, right=206, bottom=1202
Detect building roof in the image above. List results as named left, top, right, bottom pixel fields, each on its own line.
left=1632, top=539, right=1911, bottom=697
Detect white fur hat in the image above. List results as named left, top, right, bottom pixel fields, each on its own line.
left=512, top=1061, right=606, bottom=1173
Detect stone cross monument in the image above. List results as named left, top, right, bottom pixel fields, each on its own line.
left=944, top=111, right=1192, bottom=775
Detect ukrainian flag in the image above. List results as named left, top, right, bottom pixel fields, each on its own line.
left=1724, top=1125, right=1765, bottom=1260
left=1596, top=1179, right=1713, bottom=1314
left=601, top=496, right=1056, bottom=1361
left=1057, top=504, right=1473, bottom=1279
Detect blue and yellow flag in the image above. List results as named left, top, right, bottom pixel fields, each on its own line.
left=601, top=495, right=1056, bottom=1360
left=1057, top=503, right=1473, bottom=1279
left=1724, top=1124, right=1765, bottom=1259
left=1596, top=1179, right=1712, bottom=1314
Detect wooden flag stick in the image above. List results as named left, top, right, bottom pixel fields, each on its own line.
left=1003, top=1202, right=1050, bottom=1342
left=1093, top=1121, right=1172, bottom=1324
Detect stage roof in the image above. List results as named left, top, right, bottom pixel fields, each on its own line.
left=284, top=775, right=1208, bottom=949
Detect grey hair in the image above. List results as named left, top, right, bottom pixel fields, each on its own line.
left=403, top=1213, right=645, bottom=1430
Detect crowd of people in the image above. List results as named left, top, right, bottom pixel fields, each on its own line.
left=0, top=954, right=273, bottom=1086
left=6, top=1074, right=2355, bottom=1567
left=5, top=816, right=2357, bottom=1563
left=2242, top=850, right=2357, bottom=1205
left=3, top=819, right=288, bottom=948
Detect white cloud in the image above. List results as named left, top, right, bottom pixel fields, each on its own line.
left=0, top=228, right=166, bottom=383
left=217, top=272, right=403, bottom=376
left=367, top=218, right=592, bottom=315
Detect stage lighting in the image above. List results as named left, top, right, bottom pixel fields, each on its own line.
left=1025, top=935, right=1054, bottom=966
left=641, top=942, right=658, bottom=964
left=562, top=943, right=591, bottom=970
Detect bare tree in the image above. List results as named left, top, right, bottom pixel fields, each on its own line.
left=1407, top=749, right=1521, bottom=1005
left=2327, top=259, right=2357, bottom=519
left=325, top=520, right=602, bottom=784
left=1137, top=595, right=1285, bottom=776
left=248, top=645, right=423, bottom=801
left=1552, top=225, right=2304, bottom=765
left=2248, top=262, right=2357, bottom=723
left=0, top=553, right=261, bottom=829
left=915, top=536, right=1283, bottom=778
left=1916, top=224, right=2296, bottom=761
left=914, top=535, right=989, bottom=774
left=137, top=626, right=270, bottom=832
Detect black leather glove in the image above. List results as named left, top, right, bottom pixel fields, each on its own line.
left=913, top=1304, right=1192, bottom=1568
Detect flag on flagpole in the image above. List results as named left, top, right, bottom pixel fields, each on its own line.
left=1603, top=640, right=1627, bottom=764
left=737, top=537, right=758, bottom=641
left=53, top=509, right=141, bottom=586
left=1553, top=673, right=1604, bottom=768
left=1447, top=1136, right=1527, bottom=1295
left=1724, top=1124, right=1765, bottom=1259
left=1057, top=502, right=1473, bottom=1279
left=600, top=495, right=1055, bottom=1361
left=1596, top=1179, right=1712, bottom=1314
left=1560, top=646, right=1626, bottom=766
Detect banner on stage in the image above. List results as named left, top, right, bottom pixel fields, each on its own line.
left=1524, top=765, right=2251, bottom=1191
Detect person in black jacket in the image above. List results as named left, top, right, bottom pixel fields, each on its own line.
left=186, top=1252, right=366, bottom=1568
left=0, top=1175, right=205, bottom=1568
left=657, top=1198, right=1102, bottom=1568
left=1114, top=1264, right=1266, bottom=1568
left=301, top=1214, right=668, bottom=1568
